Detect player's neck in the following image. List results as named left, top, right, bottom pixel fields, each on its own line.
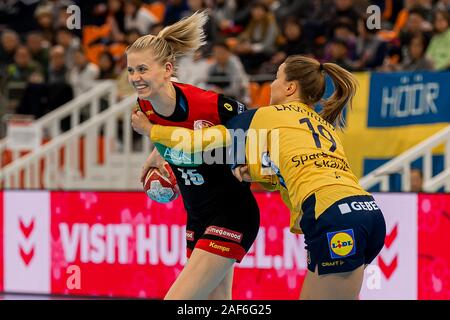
left=279, top=98, right=308, bottom=106
left=148, top=82, right=177, bottom=117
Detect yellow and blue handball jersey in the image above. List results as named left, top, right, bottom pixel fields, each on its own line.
left=149, top=101, right=370, bottom=234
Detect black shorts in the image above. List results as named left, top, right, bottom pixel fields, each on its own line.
left=185, top=188, right=260, bottom=263
left=300, top=194, right=386, bottom=275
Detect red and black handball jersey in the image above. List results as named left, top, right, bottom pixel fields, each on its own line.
left=137, top=82, right=252, bottom=215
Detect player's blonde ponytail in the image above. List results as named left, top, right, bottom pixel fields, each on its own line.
left=284, top=55, right=358, bottom=128
left=126, top=11, right=208, bottom=66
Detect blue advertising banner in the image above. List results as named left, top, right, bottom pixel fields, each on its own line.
left=337, top=72, right=448, bottom=179
left=368, top=72, right=450, bottom=127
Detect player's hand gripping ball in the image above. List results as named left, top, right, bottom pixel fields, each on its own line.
left=143, top=163, right=180, bottom=203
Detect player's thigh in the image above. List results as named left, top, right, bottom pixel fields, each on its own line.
left=300, top=264, right=364, bottom=300
left=208, top=268, right=234, bottom=300
left=164, top=248, right=235, bottom=300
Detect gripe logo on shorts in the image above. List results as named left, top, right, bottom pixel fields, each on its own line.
left=327, top=229, right=356, bottom=259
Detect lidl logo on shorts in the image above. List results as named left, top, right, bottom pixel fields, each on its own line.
left=327, top=229, right=356, bottom=259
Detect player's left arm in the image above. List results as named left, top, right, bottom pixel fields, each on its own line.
left=149, top=124, right=231, bottom=153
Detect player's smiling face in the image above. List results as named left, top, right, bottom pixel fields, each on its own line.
left=127, top=50, right=170, bottom=100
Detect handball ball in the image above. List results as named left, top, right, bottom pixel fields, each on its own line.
left=143, top=163, right=180, bottom=203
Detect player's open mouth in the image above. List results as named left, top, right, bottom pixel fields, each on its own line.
left=135, top=84, right=148, bottom=91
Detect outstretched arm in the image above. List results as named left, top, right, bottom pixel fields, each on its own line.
left=150, top=123, right=232, bottom=153
left=131, top=108, right=231, bottom=153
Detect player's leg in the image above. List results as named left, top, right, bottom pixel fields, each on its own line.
left=208, top=268, right=234, bottom=300
left=167, top=188, right=259, bottom=300
left=164, top=248, right=235, bottom=300
left=300, top=264, right=364, bottom=300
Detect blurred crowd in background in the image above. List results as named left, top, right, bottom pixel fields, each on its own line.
left=0, top=0, right=450, bottom=124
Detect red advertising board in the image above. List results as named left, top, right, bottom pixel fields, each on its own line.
left=0, top=190, right=449, bottom=299
left=50, top=191, right=305, bottom=299
left=0, top=191, right=3, bottom=292
left=418, top=194, right=450, bottom=300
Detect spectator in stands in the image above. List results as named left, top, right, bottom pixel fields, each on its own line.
left=402, top=32, right=434, bottom=70
left=232, top=0, right=254, bottom=28
left=390, top=0, right=421, bottom=39
left=205, top=41, right=250, bottom=104
left=353, top=15, right=387, bottom=70
left=436, top=0, right=450, bottom=12
left=106, top=0, right=126, bottom=43
left=163, top=0, right=190, bottom=26
left=327, top=38, right=355, bottom=71
left=124, top=0, right=158, bottom=35
left=426, top=9, right=450, bottom=70
left=98, top=51, right=118, bottom=80
left=17, top=45, right=73, bottom=118
left=2, top=46, right=42, bottom=112
left=5, top=46, right=42, bottom=84
left=69, top=48, right=100, bottom=97
left=327, top=0, right=361, bottom=36
left=321, top=18, right=357, bottom=63
left=79, top=1, right=110, bottom=27
left=276, top=16, right=310, bottom=59
left=0, top=0, right=39, bottom=34
left=0, top=29, right=21, bottom=68
left=176, top=49, right=210, bottom=87
left=379, top=31, right=434, bottom=71
left=410, top=168, right=423, bottom=192
left=213, top=0, right=239, bottom=36
left=234, top=1, right=279, bottom=74
left=301, top=0, right=334, bottom=42
left=331, top=19, right=357, bottom=59
left=56, top=28, right=81, bottom=70
left=399, top=6, right=433, bottom=53
left=269, top=0, right=315, bottom=21
left=26, top=31, right=49, bottom=76
left=56, top=2, right=73, bottom=30
left=34, top=3, right=56, bottom=44
left=260, top=16, right=310, bottom=74
left=417, top=0, right=434, bottom=21
left=48, top=45, right=69, bottom=84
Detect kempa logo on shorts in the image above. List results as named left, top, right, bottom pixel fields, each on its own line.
left=338, top=201, right=380, bottom=214
left=205, top=226, right=242, bottom=243
left=186, top=230, right=194, bottom=241
left=209, top=241, right=230, bottom=253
